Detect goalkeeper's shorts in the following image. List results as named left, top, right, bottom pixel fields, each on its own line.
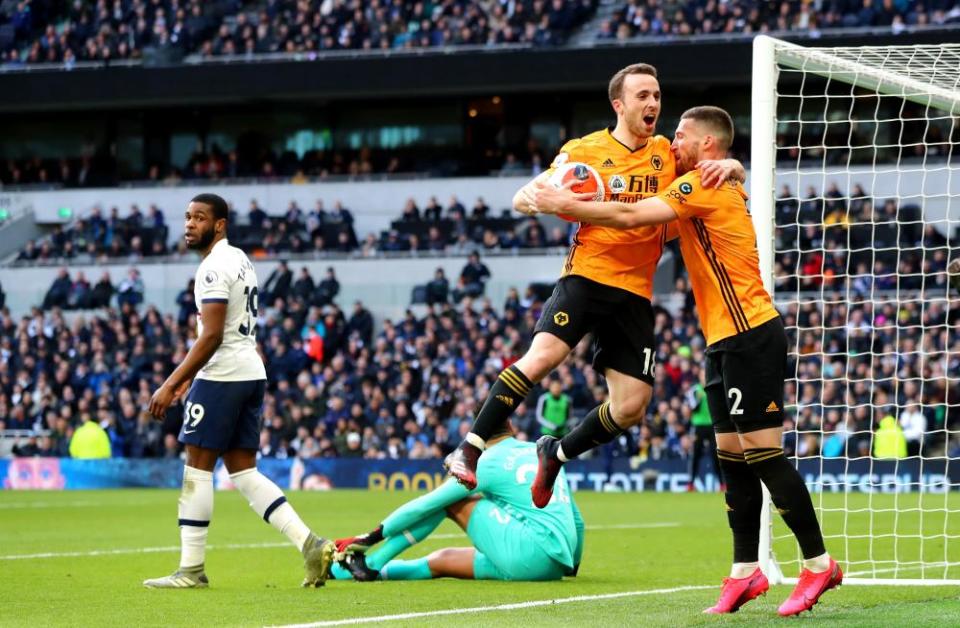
left=467, top=500, right=567, bottom=581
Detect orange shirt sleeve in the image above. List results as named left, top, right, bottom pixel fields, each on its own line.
left=659, top=173, right=717, bottom=220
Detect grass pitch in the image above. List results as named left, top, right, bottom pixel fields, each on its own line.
left=2, top=489, right=958, bottom=626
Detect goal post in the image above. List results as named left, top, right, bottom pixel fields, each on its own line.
left=750, top=35, right=960, bottom=586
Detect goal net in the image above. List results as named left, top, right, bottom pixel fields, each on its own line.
left=750, top=36, right=960, bottom=586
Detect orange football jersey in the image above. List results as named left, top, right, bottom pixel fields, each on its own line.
left=659, top=171, right=779, bottom=345
left=549, top=129, right=677, bottom=299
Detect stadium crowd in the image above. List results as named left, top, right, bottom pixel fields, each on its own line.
left=15, top=195, right=569, bottom=266
left=3, top=179, right=958, bottom=462
left=601, top=0, right=960, bottom=41
left=0, top=0, right=597, bottom=67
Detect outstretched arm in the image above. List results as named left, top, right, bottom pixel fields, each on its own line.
left=535, top=183, right=678, bottom=229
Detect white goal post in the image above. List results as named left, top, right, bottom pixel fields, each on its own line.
left=751, top=35, right=960, bottom=586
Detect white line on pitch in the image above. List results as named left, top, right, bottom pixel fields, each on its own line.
left=0, top=522, right=678, bottom=561
left=267, top=585, right=715, bottom=628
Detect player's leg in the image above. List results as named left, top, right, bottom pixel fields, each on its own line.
left=143, top=444, right=218, bottom=588
left=446, top=277, right=591, bottom=488
left=144, top=379, right=232, bottom=589
left=333, top=509, right=447, bottom=581
left=223, top=381, right=335, bottom=587
left=532, top=291, right=655, bottom=507
left=701, top=350, right=769, bottom=614
left=727, top=318, right=840, bottom=615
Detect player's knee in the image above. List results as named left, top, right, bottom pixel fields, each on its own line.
left=516, top=348, right=563, bottom=382
left=610, top=393, right=650, bottom=428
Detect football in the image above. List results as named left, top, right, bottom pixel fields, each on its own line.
left=547, top=162, right=605, bottom=221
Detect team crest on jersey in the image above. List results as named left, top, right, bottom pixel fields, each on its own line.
left=550, top=153, right=570, bottom=168
left=203, top=270, right=218, bottom=285
left=651, top=155, right=664, bottom=171
left=679, top=182, right=694, bottom=195
left=553, top=311, right=569, bottom=326
left=608, top=175, right=627, bottom=194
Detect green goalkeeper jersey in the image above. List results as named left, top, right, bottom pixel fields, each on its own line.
left=381, top=437, right=583, bottom=570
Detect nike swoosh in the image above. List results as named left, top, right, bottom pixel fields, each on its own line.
left=183, top=429, right=197, bottom=435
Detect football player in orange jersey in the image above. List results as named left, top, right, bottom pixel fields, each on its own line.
left=535, top=106, right=840, bottom=617
left=444, top=62, right=745, bottom=507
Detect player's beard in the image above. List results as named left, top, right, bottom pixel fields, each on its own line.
left=187, top=226, right=216, bottom=251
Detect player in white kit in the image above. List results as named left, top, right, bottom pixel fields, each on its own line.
left=143, top=193, right=334, bottom=589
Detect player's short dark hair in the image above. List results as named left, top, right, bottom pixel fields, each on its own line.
left=681, top=106, right=735, bottom=152
left=191, top=193, right=229, bottom=221
left=608, top=63, right=658, bottom=103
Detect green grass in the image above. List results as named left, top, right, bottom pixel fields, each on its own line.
left=2, top=490, right=959, bottom=627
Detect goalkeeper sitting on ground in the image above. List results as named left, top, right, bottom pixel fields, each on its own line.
left=331, top=421, right=584, bottom=582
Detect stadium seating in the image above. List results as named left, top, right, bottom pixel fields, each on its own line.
left=2, top=179, right=951, bottom=463
left=601, top=0, right=960, bottom=41
left=0, top=0, right=598, bottom=67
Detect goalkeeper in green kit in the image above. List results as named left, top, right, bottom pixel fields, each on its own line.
left=331, top=421, right=584, bottom=582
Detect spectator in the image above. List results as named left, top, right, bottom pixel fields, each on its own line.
left=249, top=199, right=268, bottom=230
left=116, top=268, right=145, bottom=307
left=873, top=415, right=908, bottom=459
left=426, top=268, right=450, bottom=305
left=900, top=404, right=927, bottom=457
left=42, top=268, right=71, bottom=310
left=175, top=278, right=196, bottom=326
left=454, top=251, right=491, bottom=301
left=348, top=301, right=374, bottom=347
left=535, top=378, right=572, bottom=438
left=263, top=261, right=293, bottom=303
left=69, top=413, right=112, bottom=459
left=90, top=272, right=115, bottom=309
left=315, top=267, right=340, bottom=306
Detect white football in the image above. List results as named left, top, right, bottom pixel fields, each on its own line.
left=547, top=162, right=605, bottom=202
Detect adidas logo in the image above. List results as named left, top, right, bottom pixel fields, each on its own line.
left=766, top=401, right=780, bottom=413
left=601, top=158, right=616, bottom=168
left=496, top=395, right=515, bottom=407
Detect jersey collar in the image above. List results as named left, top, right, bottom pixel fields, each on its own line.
left=607, top=127, right=649, bottom=153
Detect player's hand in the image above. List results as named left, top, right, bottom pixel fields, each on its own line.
left=514, top=184, right=540, bottom=216
left=697, top=159, right=733, bottom=189
left=148, top=383, right=178, bottom=421
left=533, top=180, right=593, bottom=215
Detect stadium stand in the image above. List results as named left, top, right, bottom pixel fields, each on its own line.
left=10, top=196, right=565, bottom=264
left=601, top=0, right=960, bottom=41
left=2, top=181, right=953, bottom=463
left=0, top=0, right=598, bottom=67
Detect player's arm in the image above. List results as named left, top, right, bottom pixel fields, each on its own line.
left=148, top=300, right=226, bottom=419
left=535, top=182, right=677, bottom=229
left=568, top=496, right=585, bottom=576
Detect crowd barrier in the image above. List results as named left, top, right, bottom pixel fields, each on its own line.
left=2, top=457, right=955, bottom=493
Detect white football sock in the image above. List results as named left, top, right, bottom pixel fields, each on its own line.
left=230, top=468, right=311, bottom=551
left=803, top=552, right=832, bottom=573
left=465, top=432, right=486, bottom=450
left=178, top=466, right=213, bottom=569
left=729, top=562, right=759, bottom=578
